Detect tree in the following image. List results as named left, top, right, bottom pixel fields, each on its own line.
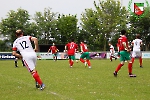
left=56, top=14, right=78, bottom=44
left=80, top=8, right=102, bottom=51
left=129, top=7, right=150, bottom=50
left=33, top=8, right=58, bottom=44
left=0, top=8, right=31, bottom=43
left=80, top=0, right=128, bottom=51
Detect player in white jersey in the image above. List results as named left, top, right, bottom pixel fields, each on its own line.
left=108, top=43, right=117, bottom=61
left=12, top=30, right=45, bottom=90
left=131, top=34, right=143, bottom=68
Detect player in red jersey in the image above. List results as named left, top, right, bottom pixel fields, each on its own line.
left=65, top=39, right=78, bottom=68
left=80, top=41, right=91, bottom=68
left=113, top=30, right=136, bottom=77
left=48, top=43, right=59, bottom=61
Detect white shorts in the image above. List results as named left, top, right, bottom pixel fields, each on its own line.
left=132, top=50, right=142, bottom=58
left=110, top=52, right=116, bottom=57
left=22, top=52, right=37, bottom=72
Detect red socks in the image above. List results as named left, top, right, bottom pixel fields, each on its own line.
left=86, top=59, right=91, bottom=66
left=139, top=57, right=142, bottom=66
left=80, top=58, right=91, bottom=66
left=128, top=62, right=132, bottom=74
left=131, top=57, right=135, bottom=63
left=115, top=62, right=133, bottom=74
left=110, top=57, right=112, bottom=61
left=32, top=71, right=43, bottom=85
left=115, top=63, right=124, bottom=72
left=132, top=57, right=142, bottom=66
left=69, top=59, right=74, bottom=66
left=80, top=58, right=85, bottom=63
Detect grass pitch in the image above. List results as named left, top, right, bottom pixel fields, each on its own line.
left=0, top=59, right=150, bottom=100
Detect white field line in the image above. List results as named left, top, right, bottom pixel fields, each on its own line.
left=0, top=73, right=74, bottom=100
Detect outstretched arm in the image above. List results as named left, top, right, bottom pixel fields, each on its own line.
left=48, top=49, right=51, bottom=52
left=122, top=42, right=130, bottom=52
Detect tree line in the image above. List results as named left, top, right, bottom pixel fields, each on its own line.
left=0, top=0, right=150, bottom=51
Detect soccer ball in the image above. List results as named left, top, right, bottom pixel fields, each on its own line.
left=76, top=60, right=79, bottom=63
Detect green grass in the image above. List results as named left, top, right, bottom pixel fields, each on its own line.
left=0, top=59, right=150, bottom=100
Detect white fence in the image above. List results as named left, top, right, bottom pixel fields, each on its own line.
left=0, top=51, right=150, bottom=60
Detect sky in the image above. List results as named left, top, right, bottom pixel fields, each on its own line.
left=0, top=0, right=149, bottom=20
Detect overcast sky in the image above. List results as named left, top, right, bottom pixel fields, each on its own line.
left=0, top=0, right=148, bottom=19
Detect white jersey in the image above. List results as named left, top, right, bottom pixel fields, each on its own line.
left=110, top=45, right=115, bottom=53
left=12, top=36, right=35, bottom=57
left=132, top=39, right=142, bottom=51
left=12, top=36, right=37, bottom=71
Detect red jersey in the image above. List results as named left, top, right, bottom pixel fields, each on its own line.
left=49, top=46, right=58, bottom=54
left=80, top=42, right=88, bottom=52
left=65, top=42, right=78, bottom=55
left=117, top=35, right=129, bottom=51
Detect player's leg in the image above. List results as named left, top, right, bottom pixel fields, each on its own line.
left=131, top=51, right=136, bottom=64
left=85, top=52, right=91, bottom=68
left=139, top=57, right=142, bottom=68
left=22, top=59, right=25, bottom=66
left=126, top=52, right=136, bottom=77
left=15, top=57, right=18, bottom=67
left=55, top=53, right=57, bottom=61
left=113, top=51, right=125, bottom=77
left=68, top=56, right=74, bottom=68
left=80, top=53, right=88, bottom=67
left=52, top=54, right=55, bottom=61
left=23, top=54, right=45, bottom=90
left=110, top=56, right=113, bottom=61
left=71, top=55, right=75, bottom=67
left=138, top=51, right=143, bottom=68
left=109, top=52, right=113, bottom=61
left=80, top=53, right=86, bottom=63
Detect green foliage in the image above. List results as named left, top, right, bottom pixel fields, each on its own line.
left=129, top=7, right=150, bottom=50
left=33, top=8, right=58, bottom=44
left=80, top=0, right=128, bottom=51
left=0, top=1, right=150, bottom=51
left=57, top=14, right=78, bottom=44
left=0, top=59, right=150, bottom=100
left=0, top=40, right=11, bottom=51
left=80, top=9, right=102, bottom=51
left=0, top=8, right=31, bottom=42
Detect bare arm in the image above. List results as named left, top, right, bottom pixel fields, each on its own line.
left=31, top=37, right=38, bottom=52
left=64, top=46, right=67, bottom=52
left=80, top=46, right=83, bottom=53
left=122, top=42, right=130, bottom=52
left=140, top=41, right=143, bottom=46
left=12, top=51, right=22, bottom=59
left=130, top=41, right=134, bottom=47
left=47, top=49, right=50, bottom=52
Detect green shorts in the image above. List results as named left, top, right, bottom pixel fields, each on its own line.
left=119, top=51, right=131, bottom=61
left=53, top=53, right=57, bottom=57
left=68, top=55, right=75, bottom=60
left=80, top=52, right=90, bottom=60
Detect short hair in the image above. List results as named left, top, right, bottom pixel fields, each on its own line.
left=16, top=30, right=23, bottom=36
left=136, top=34, right=141, bottom=39
left=108, top=42, right=112, bottom=45
left=71, top=38, right=74, bottom=42
left=121, top=29, right=126, bottom=35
